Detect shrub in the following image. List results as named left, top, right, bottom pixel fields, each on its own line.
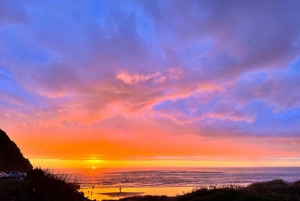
left=10, top=167, right=90, bottom=201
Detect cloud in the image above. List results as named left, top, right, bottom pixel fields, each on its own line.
left=0, top=0, right=300, bottom=163
left=116, top=71, right=160, bottom=84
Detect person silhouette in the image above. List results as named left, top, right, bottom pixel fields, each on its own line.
left=119, top=186, right=122, bottom=193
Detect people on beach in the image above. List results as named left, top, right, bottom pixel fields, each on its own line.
left=119, top=186, right=122, bottom=193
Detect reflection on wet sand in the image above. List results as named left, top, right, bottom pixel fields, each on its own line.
left=80, top=186, right=194, bottom=201
left=99, top=192, right=144, bottom=197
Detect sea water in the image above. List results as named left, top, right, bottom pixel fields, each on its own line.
left=58, top=167, right=300, bottom=201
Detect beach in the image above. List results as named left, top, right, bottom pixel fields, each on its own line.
left=66, top=167, right=300, bottom=201
left=80, top=186, right=195, bottom=201
left=1, top=168, right=300, bottom=201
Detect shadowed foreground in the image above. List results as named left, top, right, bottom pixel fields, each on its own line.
left=0, top=179, right=18, bottom=200
left=0, top=129, right=32, bottom=172
left=1, top=169, right=300, bottom=201
left=5, top=168, right=91, bottom=201
left=117, top=179, right=300, bottom=201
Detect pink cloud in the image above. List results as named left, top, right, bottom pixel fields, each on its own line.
left=116, top=71, right=161, bottom=84
left=197, top=83, right=224, bottom=93
left=1, top=0, right=300, bottom=167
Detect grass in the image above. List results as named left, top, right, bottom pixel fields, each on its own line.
left=119, top=179, right=300, bottom=201
left=245, top=179, right=300, bottom=200
left=9, top=167, right=91, bottom=201
left=175, top=188, right=278, bottom=201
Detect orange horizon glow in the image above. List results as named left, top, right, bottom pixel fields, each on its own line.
left=4, top=119, right=300, bottom=169
left=4, top=124, right=300, bottom=169
left=29, top=159, right=300, bottom=170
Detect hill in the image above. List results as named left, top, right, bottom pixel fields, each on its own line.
left=0, top=129, right=32, bottom=172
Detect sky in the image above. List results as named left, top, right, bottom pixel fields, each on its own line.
left=1, top=0, right=300, bottom=169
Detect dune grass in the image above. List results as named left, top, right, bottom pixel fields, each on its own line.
left=175, top=187, right=278, bottom=201
left=119, top=179, right=300, bottom=201
left=9, top=167, right=90, bottom=201
left=245, top=179, right=300, bottom=200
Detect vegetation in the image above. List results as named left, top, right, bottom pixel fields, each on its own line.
left=246, top=179, right=300, bottom=201
left=8, top=167, right=91, bottom=201
left=119, top=179, right=300, bottom=201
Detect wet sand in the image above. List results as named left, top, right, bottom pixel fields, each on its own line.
left=99, top=192, right=144, bottom=197
left=80, top=186, right=194, bottom=201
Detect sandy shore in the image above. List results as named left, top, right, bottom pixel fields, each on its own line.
left=80, top=186, right=194, bottom=201
left=98, top=192, right=144, bottom=197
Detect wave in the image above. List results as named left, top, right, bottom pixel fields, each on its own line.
left=61, top=167, right=300, bottom=189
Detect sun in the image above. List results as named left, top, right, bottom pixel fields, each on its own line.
left=92, top=166, right=96, bottom=169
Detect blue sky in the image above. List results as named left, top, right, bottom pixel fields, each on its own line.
left=1, top=0, right=300, bottom=168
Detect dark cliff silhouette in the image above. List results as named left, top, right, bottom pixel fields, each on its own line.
left=0, top=129, right=32, bottom=172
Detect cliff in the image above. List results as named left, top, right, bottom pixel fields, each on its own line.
left=0, top=129, right=33, bottom=172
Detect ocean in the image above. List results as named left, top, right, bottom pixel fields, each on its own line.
left=58, top=167, right=300, bottom=201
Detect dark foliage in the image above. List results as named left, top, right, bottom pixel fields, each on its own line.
left=119, top=180, right=300, bottom=201
left=9, top=168, right=90, bottom=201
left=245, top=179, right=300, bottom=201
left=176, top=187, right=277, bottom=201
left=120, top=195, right=172, bottom=201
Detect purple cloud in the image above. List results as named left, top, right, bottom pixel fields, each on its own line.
left=0, top=0, right=300, bottom=162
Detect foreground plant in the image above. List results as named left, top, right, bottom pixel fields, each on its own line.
left=10, top=167, right=90, bottom=201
